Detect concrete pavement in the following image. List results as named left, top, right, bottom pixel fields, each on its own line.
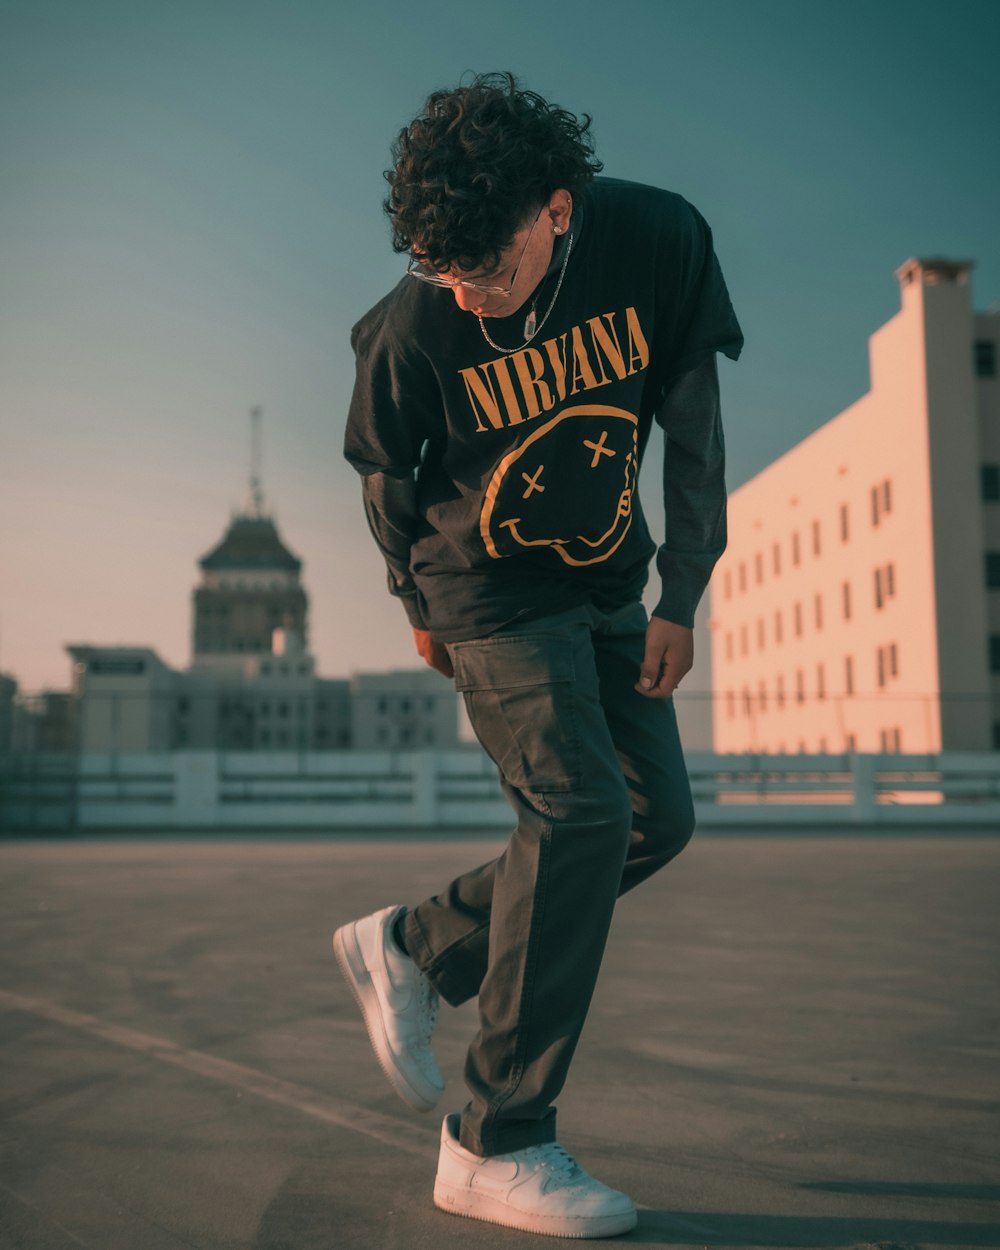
left=0, top=834, right=998, bottom=1249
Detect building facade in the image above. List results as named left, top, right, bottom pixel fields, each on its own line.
left=711, top=257, right=999, bottom=753
left=59, top=475, right=457, bottom=753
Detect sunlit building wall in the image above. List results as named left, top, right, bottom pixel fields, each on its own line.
left=711, top=256, right=1000, bottom=754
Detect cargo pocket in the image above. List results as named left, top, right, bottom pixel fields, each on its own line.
left=451, top=633, right=582, bottom=793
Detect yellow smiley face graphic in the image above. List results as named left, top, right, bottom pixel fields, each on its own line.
left=479, top=404, right=639, bottom=567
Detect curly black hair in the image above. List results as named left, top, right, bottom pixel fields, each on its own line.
left=384, top=72, right=603, bottom=274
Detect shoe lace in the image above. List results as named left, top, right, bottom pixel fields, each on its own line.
left=523, top=1142, right=583, bottom=1188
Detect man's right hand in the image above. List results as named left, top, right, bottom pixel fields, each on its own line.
left=413, top=628, right=454, bottom=679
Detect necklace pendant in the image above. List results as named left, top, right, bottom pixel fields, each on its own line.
left=523, top=306, right=537, bottom=339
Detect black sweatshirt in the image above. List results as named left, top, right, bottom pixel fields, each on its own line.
left=344, top=176, right=744, bottom=639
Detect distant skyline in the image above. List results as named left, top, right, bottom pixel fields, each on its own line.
left=2, top=0, right=999, bottom=691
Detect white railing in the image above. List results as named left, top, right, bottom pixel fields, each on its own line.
left=1, top=749, right=998, bottom=832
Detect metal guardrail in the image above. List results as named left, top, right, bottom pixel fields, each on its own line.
left=1, top=749, right=998, bottom=833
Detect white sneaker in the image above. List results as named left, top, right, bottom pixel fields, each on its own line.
left=433, top=1112, right=638, bottom=1239
left=332, top=904, right=444, bottom=1112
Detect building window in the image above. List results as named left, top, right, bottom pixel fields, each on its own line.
left=377, top=697, right=388, bottom=715
left=791, top=532, right=800, bottom=566
left=726, top=691, right=735, bottom=719
left=261, top=701, right=270, bottom=716
left=772, top=542, right=781, bottom=576
left=817, top=663, right=825, bottom=700
left=742, top=688, right=752, bottom=717
left=983, top=465, right=1000, bottom=502
left=724, top=570, right=732, bottom=600
left=738, top=562, right=747, bottom=593
left=845, top=654, right=854, bottom=696
left=875, top=567, right=883, bottom=610
left=794, top=602, right=803, bottom=637
left=990, top=635, right=1000, bottom=673
left=758, top=680, right=767, bottom=713
left=889, top=642, right=898, bottom=677
left=278, top=702, right=289, bottom=718
left=986, top=553, right=1000, bottom=588
left=755, top=552, right=763, bottom=584
left=401, top=698, right=412, bottom=714
left=845, top=732, right=856, bottom=753
left=993, top=721, right=1000, bottom=750
left=740, top=625, right=748, bottom=656
left=776, top=674, right=785, bottom=708
left=843, top=581, right=852, bottom=621
left=886, top=563, right=895, bottom=598
left=795, top=669, right=804, bottom=705
left=840, top=504, right=849, bottom=542
left=975, top=339, right=997, bottom=377
left=177, top=697, right=189, bottom=715
left=877, top=647, right=885, bottom=688
left=818, top=736, right=827, bottom=753
left=757, top=618, right=765, bottom=650
left=871, top=478, right=892, bottom=527
left=814, top=593, right=823, bottom=630
left=774, top=610, right=783, bottom=644
left=812, top=519, right=821, bottom=556
left=725, top=632, right=733, bottom=661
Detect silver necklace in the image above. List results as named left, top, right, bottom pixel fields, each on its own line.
left=478, top=232, right=574, bottom=355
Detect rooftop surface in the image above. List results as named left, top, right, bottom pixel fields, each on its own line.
left=1, top=834, right=997, bottom=1249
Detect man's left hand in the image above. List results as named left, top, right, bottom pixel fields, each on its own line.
left=635, top=616, right=693, bottom=698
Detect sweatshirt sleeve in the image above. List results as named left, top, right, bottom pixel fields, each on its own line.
left=660, top=198, right=744, bottom=388
left=651, top=353, right=727, bottom=630
left=344, top=292, right=444, bottom=629
left=344, top=295, right=444, bottom=478
left=361, top=472, right=428, bottom=630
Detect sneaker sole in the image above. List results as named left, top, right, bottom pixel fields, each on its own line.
left=433, top=1179, right=638, bottom=1239
left=332, top=921, right=442, bottom=1113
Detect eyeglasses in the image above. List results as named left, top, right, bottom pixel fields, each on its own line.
left=406, top=207, right=544, bottom=297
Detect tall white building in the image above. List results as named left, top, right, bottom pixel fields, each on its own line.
left=711, top=257, right=999, bottom=754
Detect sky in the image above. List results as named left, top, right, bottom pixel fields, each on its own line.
left=2, top=0, right=999, bottom=692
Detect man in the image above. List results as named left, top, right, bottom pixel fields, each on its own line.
left=335, top=72, right=743, bottom=1239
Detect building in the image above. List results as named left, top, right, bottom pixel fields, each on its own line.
left=0, top=673, right=17, bottom=753
left=54, top=409, right=458, bottom=754
left=6, top=688, right=75, bottom=752
left=351, top=669, right=463, bottom=750
left=67, top=646, right=175, bottom=751
left=711, top=256, right=999, bottom=754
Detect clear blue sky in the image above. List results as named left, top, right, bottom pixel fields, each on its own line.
left=2, top=0, right=998, bottom=690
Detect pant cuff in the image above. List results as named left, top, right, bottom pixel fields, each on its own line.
left=461, top=1107, right=558, bottom=1158
left=403, top=908, right=487, bottom=1008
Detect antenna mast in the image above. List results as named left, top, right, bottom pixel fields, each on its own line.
left=246, top=405, right=266, bottom=516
